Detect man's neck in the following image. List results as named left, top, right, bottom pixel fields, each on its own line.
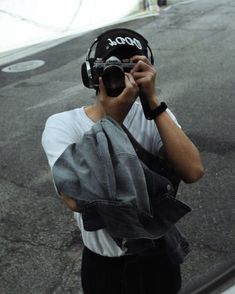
left=84, top=103, right=105, bottom=123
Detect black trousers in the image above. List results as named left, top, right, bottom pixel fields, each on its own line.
left=81, top=246, right=181, bottom=294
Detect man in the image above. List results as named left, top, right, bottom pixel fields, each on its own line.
left=42, top=28, right=204, bottom=294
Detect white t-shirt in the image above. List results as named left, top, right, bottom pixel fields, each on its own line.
left=42, top=101, right=179, bottom=257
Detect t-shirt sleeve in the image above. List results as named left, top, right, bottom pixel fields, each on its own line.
left=41, top=113, right=81, bottom=168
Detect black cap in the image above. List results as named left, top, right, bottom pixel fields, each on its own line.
left=94, top=28, right=149, bottom=60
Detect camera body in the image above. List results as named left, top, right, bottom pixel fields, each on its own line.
left=82, top=56, right=135, bottom=96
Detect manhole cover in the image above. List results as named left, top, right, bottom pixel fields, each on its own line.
left=2, top=60, right=45, bottom=73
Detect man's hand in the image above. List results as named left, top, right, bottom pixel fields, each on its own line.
left=98, top=73, right=139, bottom=123
left=130, top=55, right=159, bottom=109
left=62, top=193, right=81, bottom=212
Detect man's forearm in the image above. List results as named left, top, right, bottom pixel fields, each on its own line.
left=154, top=110, right=204, bottom=183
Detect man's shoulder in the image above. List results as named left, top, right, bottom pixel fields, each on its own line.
left=46, top=107, right=82, bottom=128
left=45, top=107, right=83, bottom=127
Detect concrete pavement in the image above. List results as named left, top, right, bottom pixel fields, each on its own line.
left=0, top=0, right=234, bottom=293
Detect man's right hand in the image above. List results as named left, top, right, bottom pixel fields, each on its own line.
left=62, top=194, right=81, bottom=212
left=97, top=73, right=139, bottom=123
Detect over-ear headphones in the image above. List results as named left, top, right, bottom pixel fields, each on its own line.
left=81, top=28, right=154, bottom=90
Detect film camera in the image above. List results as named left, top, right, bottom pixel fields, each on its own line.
left=82, top=56, right=135, bottom=97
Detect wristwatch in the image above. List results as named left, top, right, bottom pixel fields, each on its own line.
left=148, top=102, right=167, bottom=120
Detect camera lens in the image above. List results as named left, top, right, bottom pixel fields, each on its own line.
left=102, top=65, right=125, bottom=97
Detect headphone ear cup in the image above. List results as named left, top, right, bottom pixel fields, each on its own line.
left=81, top=62, right=91, bottom=88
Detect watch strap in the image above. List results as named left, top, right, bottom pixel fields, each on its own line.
left=149, top=102, right=167, bottom=120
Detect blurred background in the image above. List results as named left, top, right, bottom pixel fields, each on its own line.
left=0, top=0, right=159, bottom=55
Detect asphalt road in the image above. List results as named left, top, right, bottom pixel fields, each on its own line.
left=0, top=0, right=234, bottom=293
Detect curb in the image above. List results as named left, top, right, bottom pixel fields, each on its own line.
left=180, top=260, right=235, bottom=294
